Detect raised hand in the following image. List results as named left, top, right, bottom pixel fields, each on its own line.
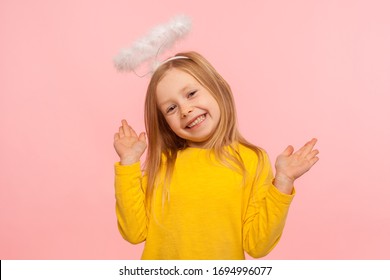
left=114, top=119, right=147, bottom=165
left=274, top=138, right=319, bottom=194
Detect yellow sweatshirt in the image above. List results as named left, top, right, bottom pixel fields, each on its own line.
left=114, top=145, right=294, bottom=260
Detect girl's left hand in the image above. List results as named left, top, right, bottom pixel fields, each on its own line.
left=274, top=138, right=319, bottom=193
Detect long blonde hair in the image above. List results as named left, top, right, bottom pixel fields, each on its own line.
left=144, top=51, right=263, bottom=212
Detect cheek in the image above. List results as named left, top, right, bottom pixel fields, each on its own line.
left=211, top=101, right=221, bottom=120
left=165, top=116, right=180, bottom=130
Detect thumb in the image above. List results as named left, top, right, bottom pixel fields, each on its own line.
left=138, top=132, right=147, bottom=143
left=282, top=145, right=294, bottom=156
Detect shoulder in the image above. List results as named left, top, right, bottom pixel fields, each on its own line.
left=234, top=143, right=272, bottom=175
left=235, top=144, right=274, bottom=185
left=235, top=143, right=268, bottom=163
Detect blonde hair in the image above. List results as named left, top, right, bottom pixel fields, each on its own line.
left=144, top=51, right=263, bottom=212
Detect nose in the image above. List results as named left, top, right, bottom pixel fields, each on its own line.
left=181, top=106, right=193, bottom=118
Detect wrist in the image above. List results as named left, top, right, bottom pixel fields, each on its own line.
left=274, top=173, right=294, bottom=194
left=120, top=156, right=140, bottom=166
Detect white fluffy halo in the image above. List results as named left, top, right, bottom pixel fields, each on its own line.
left=113, top=15, right=192, bottom=73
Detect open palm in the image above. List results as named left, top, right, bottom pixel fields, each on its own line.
left=275, top=138, right=319, bottom=181
left=114, top=119, right=147, bottom=165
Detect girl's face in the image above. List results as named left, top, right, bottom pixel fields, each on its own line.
left=156, top=68, right=221, bottom=148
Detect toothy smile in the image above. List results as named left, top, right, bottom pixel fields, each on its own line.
left=186, top=114, right=206, bottom=128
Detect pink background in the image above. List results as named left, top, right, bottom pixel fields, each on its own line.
left=1, top=0, right=390, bottom=259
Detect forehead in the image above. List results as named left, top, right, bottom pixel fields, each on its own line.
left=156, top=68, right=198, bottom=101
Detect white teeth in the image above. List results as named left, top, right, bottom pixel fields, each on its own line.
left=187, top=115, right=205, bottom=128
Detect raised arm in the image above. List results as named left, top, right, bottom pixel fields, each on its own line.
left=114, top=119, right=148, bottom=244
left=242, top=151, right=294, bottom=258
left=243, top=139, right=319, bottom=258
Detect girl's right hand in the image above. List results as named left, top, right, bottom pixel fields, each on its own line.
left=113, top=119, right=147, bottom=165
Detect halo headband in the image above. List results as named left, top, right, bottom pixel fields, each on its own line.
left=153, top=55, right=190, bottom=70
left=162, top=55, right=189, bottom=64
left=113, top=15, right=192, bottom=75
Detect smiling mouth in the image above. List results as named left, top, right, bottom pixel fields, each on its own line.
left=186, top=114, right=206, bottom=128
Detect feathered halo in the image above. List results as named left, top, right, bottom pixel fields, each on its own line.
left=113, top=15, right=192, bottom=75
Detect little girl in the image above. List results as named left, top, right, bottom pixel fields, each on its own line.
left=113, top=51, right=319, bottom=260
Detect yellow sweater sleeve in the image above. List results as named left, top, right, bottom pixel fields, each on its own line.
left=114, top=162, right=148, bottom=244
left=242, top=151, right=295, bottom=258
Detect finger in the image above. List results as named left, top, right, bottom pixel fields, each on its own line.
left=139, top=132, right=147, bottom=143
left=119, top=126, right=125, bottom=138
left=121, top=120, right=132, bottom=137
left=296, top=138, right=318, bottom=156
left=309, top=156, right=320, bottom=167
left=121, top=119, right=128, bottom=126
left=282, top=145, right=294, bottom=156
left=121, top=119, right=137, bottom=138
left=307, top=149, right=319, bottom=159
left=128, top=125, right=138, bottom=138
left=114, top=133, right=119, bottom=141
